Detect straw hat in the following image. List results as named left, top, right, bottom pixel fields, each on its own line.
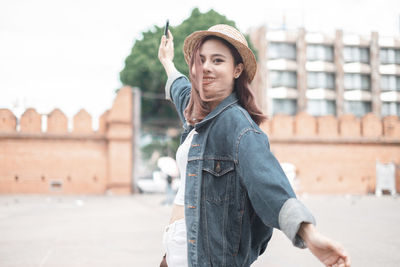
left=183, top=24, right=257, bottom=82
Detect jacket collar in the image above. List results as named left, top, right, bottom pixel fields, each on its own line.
left=193, top=91, right=239, bottom=130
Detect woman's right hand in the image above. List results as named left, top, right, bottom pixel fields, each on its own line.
left=158, top=30, right=174, bottom=65
left=299, top=223, right=351, bottom=267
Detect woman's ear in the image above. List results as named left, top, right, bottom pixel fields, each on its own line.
left=234, top=63, right=244, bottom=79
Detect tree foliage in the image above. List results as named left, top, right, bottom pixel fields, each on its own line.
left=119, top=8, right=256, bottom=126
left=120, top=8, right=258, bottom=163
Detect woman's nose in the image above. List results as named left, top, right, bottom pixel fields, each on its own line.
left=202, top=60, right=211, bottom=72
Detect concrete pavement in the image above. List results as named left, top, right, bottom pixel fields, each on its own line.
left=0, top=194, right=399, bottom=267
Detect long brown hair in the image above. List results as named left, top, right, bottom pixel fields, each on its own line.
left=184, top=36, right=267, bottom=126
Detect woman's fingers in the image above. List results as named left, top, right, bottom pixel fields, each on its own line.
left=336, top=256, right=350, bottom=267
left=334, top=244, right=350, bottom=267
left=167, top=29, right=173, bottom=40
left=337, top=257, right=345, bottom=267
left=158, top=30, right=174, bottom=63
left=332, top=248, right=351, bottom=267
left=336, top=244, right=351, bottom=266
left=158, top=35, right=168, bottom=61
left=343, top=250, right=351, bottom=267
left=159, top=31, right=173, bottom=50
left=166, top=30, right=173, bottom=49
left=159, top=35, right=166, bottom=50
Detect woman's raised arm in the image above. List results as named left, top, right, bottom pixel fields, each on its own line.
left=158, top=29, right=192, bottom=124
left=158, top=30, right=178, bottom=77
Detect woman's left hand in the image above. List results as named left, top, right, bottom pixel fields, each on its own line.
left=158, top=30, right=174, bottom=65
left=299, top=223, right=351, bottom=267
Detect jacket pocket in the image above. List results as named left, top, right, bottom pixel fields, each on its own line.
left=202, top=159, right=235, bottom=204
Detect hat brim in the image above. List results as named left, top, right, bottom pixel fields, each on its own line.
left=183, top=30, right=257, bottom=83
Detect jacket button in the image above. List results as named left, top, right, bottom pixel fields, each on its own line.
left=215, top=162, right=221, bottom=173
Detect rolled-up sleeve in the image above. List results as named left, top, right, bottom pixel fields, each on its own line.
left=165, top=71, right=186, bottom=101
left=164, top=71, right=191, bottom=124
left=236, top=129, right=316, bottom=249
left=279, top=198, right=316, bottom=248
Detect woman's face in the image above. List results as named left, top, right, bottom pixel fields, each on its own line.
left=196, top=38, right=243, bottom=104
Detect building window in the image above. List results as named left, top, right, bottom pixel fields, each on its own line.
left=307, top=44, right=334, bottom=62
left=344, top=74, right=371, bottom=90
left=382, top=102, right=400, bottom=116
left=307, top=72, right=335, bottom=89
left=272, top=99, right=297, bottom=115
left=270, top=71, right=297, bottom=88
left=307, top=100, right=336, bottom=116
left=343, top=46, right=370, bottom=63
left=344, top=101, right=372, bottom=117
left=268, top=42, right=296, bottom=60
left=380, top=75, right=400, bottom=91
left=380, top=48, right=400, bottom=64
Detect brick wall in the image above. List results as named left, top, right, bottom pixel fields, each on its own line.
left=261, top=112, right=400, bottom=194
left=0, top=87, right=133, bottom=195
left=1, top=88, right=399, bottom=195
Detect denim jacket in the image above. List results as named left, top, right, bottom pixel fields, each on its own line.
left=165, top=71, right=316, bottom=267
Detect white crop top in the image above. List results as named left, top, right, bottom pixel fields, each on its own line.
left=174, top=128, right=198, bottom=206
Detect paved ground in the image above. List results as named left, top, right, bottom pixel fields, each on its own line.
left=0, top=194, right=399, bottom=267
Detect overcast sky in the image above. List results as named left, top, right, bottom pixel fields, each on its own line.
left=1, top=0, right=399, bottom=128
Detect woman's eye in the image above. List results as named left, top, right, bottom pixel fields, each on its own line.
left=214, top=58, right=224, bottom=63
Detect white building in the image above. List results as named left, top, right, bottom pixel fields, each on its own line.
left=249, top=26, right=400, bottom=118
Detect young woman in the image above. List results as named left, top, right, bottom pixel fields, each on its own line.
left=158, top=24, right=350, bottom=267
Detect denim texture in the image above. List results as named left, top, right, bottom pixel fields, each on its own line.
left=166, top=72, right=316, bottom=267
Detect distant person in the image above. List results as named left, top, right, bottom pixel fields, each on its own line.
left=158, top=156, right=179, bottom=206
left=161, top=173, right=174, bottom=205
left=158, top=24, right=350, bottom=267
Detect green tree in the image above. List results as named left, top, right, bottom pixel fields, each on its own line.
left=120, top=8, right=257, bottom=163
left=120, top=8, right=256, bottom=127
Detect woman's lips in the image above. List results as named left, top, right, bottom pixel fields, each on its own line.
left=202, top=77, right=215, bottom=85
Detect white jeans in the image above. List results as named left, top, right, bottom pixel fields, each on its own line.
left=162, top=218, right=188, bottom=267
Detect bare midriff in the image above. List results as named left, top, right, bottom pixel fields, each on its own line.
left=169, top=204, right=185, bottom=224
